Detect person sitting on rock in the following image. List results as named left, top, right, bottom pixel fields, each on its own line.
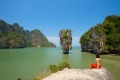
left=90, top=54, right=102, bottom=69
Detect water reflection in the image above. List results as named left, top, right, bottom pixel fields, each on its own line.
left=62, top=54, right=70, bottom=62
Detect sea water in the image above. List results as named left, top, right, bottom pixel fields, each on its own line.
left=0, top=47, right=119, bottom=80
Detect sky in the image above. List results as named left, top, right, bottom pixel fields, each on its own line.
left=0, top=0, right=120, bottom=46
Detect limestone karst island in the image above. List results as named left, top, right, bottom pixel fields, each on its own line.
left=0, top=20, right=56, bottom=48
left=0, top=1, right=120, bottom=80
left=0, top=15, right=120, bottom=80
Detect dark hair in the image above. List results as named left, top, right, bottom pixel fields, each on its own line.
left=96, top=54, right=100, bottom=58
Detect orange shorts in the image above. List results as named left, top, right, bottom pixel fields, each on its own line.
left=90, top=63, right=101, bottom=69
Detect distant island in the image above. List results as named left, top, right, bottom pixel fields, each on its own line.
left=80, top=15, right=120, bottom=55
left=0, top=20, right=56, bottom=48
left=59, top=29, right=72, bottom=54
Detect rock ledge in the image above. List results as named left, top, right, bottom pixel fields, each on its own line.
left=43, top=68, right=114, bottom=80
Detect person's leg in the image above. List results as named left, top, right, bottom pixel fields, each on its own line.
left=90, top=63, right=97, bottom=68
left=98, top=65, right=102, bottom=69
left=90, top=63, right=92, bottom=69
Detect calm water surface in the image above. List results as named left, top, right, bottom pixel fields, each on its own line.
left=0, top=47, right=120, bottom=80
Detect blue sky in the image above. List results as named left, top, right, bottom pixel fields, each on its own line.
left=0, top=0, right=120, bottom=46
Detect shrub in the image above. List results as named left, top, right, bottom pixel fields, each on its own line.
left=48, top=64, right=58, bottom=73
left=48, top=62, right=71, bottom=73
left=58, top=62, right=70, bottom=70
left=34, top=62, right=71, bottom=80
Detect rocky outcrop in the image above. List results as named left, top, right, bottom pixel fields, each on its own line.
left=0, top=19, right=56, bottom=48
left=80, top=24, right=106, bottom=54
left=27, top=29, right=56, bottom=47
left=43, top=68, right=114, bottom=80
left=59, top=29, right=72, bottom=54
left=80, top=15, right=120, bottom=55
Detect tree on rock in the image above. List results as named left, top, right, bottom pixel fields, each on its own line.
left=59, top=29, right=72, bottom=54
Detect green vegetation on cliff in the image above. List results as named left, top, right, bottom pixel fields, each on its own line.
left=80, top=15, right=120, bottom=55
left=0, top=20, right=56, bottom=48
left=59, top=29, right=72, bottom=54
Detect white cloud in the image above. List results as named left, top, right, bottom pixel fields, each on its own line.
left=47, top=36, right=80, bottom=46
left=47, top=37, right=60, bottom=46
left=72, top=37, right=80, bottom=46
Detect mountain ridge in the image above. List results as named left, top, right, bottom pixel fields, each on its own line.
left=0, top=19, right=56, bottom=48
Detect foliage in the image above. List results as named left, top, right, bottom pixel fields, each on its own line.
left=80, top=15, right=120, bottom=55
left=48, top=62, right=71, bottom=73
left=59, top=29, right=72, bottom=53
left=49, top=64, right=58, bottom=73
left=0, top=20, right=56, bottom=48
left=58, top=62, right=71, bottom=70
left=34, top=62, right=70, bottom=80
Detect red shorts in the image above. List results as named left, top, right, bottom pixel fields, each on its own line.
left=90, top=63, right=101, bottom=69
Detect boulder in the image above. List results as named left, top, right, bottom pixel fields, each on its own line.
left=43, top=68, right=114, bottom=80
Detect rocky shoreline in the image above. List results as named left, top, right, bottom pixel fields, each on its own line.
left=43, top=68, right=114, bottom=80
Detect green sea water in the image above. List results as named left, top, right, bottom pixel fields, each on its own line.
left=0, top=47, right=120, bottom=80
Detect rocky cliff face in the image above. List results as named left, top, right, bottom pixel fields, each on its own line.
left=43, top=68, right=114, bottom=80
left=59, top=29, right=72, bottom=54
left=0, top=20, right=56, bottom=48
left=80, top=15, right=120, bottom=55
left=80, top=24, right=106, bottom=54
left=30, top=29, right=56, bottom=47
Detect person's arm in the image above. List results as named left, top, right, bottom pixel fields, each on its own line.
left=96, top=59, right=99, bottom=69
